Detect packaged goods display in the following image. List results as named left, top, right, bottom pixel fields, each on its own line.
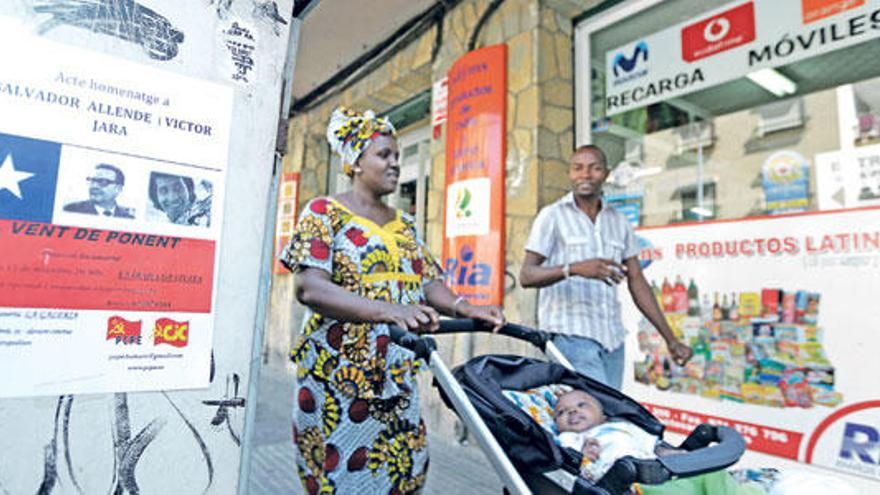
left=635, top=280, right=841, bottom=409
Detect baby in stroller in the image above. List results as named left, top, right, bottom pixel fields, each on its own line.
left=554, top=390, right=682, bottom=481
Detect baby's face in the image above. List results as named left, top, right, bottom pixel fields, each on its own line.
left=554, top=391, right=605, bottom=433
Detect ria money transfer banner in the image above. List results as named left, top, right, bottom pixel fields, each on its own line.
left=0, top=20, right=232, bottom=397
left=620, top=207, right=880, bottom=481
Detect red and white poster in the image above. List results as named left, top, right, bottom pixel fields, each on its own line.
left=442, top=45, right=506, bottom=306
left=0, top=26, right=232, bottom=397
left=621, top=207, right=880, bottom=480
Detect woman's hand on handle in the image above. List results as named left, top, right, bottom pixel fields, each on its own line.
left=382, top=303, right=440, bottom=334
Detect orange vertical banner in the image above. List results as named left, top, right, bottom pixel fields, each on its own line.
left=443, top=45, right=506, bottom=306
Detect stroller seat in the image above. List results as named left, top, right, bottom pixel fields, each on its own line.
left=440, top=354, right=746, bottom=495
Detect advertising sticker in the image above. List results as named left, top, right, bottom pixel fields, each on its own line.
left=622, top=207, right=880, bottom=479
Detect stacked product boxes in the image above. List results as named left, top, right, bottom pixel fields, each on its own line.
left=635, top=280, right=842, bottom=409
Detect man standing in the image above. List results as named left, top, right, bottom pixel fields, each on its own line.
left=520, top=145, right=691, bottom=389
left=64, top=163, right=134, bottom=218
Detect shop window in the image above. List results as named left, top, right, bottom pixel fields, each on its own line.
left=674, top=121, right=714, bottom=154
left=853, top=79, right=880, bottom=146
left=756, top=98, right=804, bottom=136
left=678, top=182, right=716, bottom=222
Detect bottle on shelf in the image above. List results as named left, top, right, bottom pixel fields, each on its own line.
left=712, top=292, right=722, bottom=321
left=729, top=292, right=739, bottom=321
left=662, top=277, right=674, bottom=312
left=687, top=278, right=700, bottom=317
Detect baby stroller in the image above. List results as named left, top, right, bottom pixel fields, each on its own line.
left=389, top=319, right=746, bottom=495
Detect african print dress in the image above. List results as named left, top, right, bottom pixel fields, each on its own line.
left=280, top=197, right=443, bottom=495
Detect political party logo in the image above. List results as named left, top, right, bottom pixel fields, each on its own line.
left=681, top=2, right=755, bottom=62
left=805, top=401, right=880, bottom=480
left=802, top=0, right=864, bottom=24
left=0, top=132, right=62, bottom=222
left=610, top=41, right=649, bottom=86
left=445, top=244, right=491, bottom=288
left=153, top=318, right=189, bottom=347
left=107, top=315, right=142, bottom=345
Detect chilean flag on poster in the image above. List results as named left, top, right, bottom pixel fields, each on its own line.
left=0, top=131, right=216, bottom=314
left=0, top=133, right=61, bottom=222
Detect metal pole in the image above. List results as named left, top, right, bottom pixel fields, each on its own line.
left=427, top=350, right=532, bottom=495
left=696, top=119, right=704, bottom=222
left=543, top=340, right=575, bottom=371
left=237, top=16, right=301, bottom=495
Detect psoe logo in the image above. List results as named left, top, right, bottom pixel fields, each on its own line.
left=805, top=401, right=880, bottom=479
left=106, top=316, right=142, bottom=345
left=153, top=318, right=189, bottom=348
left=610, top=41, right=649, bottom=86
left=445, top=244, right=491, bottom=287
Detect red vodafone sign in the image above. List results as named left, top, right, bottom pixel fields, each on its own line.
left=681, top=2, right=755, bottom=62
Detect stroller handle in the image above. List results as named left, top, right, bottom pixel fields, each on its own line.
left=659, top=424, right=746, bottom=477
left=387, top=325, right=437, bottom=361
left=434, top=318, right=551, bottom=351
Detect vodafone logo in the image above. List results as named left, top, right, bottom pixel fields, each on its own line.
left=703, top=17, right=730, bottom=42
left=681, top=2, right=755, bottom=63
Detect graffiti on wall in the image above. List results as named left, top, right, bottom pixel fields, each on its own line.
left=34, top=368, right=246, bottom=494
left=31, top=0, right=185, bottom=60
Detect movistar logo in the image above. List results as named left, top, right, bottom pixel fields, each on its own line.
left=611, top=41, right=649, bottom=85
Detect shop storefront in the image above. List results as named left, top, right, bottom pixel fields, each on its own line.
left=575, top=0, right=880, bottom=485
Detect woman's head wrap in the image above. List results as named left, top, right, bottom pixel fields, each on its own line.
left=326, top=107, right=396, bottom=176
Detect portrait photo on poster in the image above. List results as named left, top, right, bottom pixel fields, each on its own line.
left=54, top=146, right=144, bottom=224
left=146, top=171, right=213, bottom=227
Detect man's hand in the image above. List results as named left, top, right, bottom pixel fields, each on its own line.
left=459, top=302, right=506, bottom=333
left=570, top=258, right=627, bottom=285
left=667, top=339, right=693, bottom=366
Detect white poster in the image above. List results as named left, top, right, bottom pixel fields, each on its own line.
left=815, top=144, right=880, bottom=210
left=604, top=0, right=880, bottom=115
left=0, top=21, right=233, bottom=397
left=621, top=207, right=880, bottom=479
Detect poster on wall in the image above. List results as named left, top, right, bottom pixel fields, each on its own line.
left=443, top=45, right=506, bottom=306
left=0, top=24, right=232, bottom=397
left=762, top=150, right=811, bottom=214
left=815, top=144, right=880, bottom=210
left=621, top=207, right=880, bottom=480
left=274, top=172, right=299, bottom=274
left=604, top=0, right=880, bottom=115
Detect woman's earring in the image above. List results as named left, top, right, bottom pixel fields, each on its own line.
left=354, top=167, right=363, bottom=174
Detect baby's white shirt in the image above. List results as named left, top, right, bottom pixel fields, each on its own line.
left=558, top=421, right=659, bottom=480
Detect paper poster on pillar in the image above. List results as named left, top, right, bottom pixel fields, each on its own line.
left=0, top=24, right=232, bottom=397
left=620, top=207, right=880, bottom=479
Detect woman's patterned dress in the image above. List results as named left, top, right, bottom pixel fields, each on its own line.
left=280, top=197, right=443, bottom=495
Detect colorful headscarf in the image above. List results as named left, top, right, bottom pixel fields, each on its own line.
left=326, top=107, right=396, bottom=176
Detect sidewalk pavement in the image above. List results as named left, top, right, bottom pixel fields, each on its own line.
left=245, top=361, right=502, bottom=494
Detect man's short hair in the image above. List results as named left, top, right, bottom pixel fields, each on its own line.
left=96, top=163, right=125, bottom=185
left=148, top=172, right=196, bottom=211
left=573, top=144, right=608, bottom=170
